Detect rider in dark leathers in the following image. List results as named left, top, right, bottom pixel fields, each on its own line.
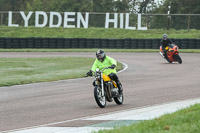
left=160, top=34, right=173, bottom=61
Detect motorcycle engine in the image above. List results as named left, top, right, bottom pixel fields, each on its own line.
left=106, top=81, right=119, bottom=99
left=111, top=88, right=118, bottom=97
left=107, top=81, right=118, bottom=97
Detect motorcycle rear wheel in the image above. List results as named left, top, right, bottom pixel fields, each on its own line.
left=114, top=93, right=124, bottom=105
left=94, top=86, right=106, bottom=108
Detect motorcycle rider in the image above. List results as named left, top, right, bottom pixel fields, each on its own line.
left=160, top=34, right=173, bottom=61
left=86, top=50, right=123, bottom=94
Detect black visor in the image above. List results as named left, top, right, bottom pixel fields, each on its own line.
left=97, top=53, right=104, bottom=60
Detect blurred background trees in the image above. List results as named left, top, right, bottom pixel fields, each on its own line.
left=1, top=0, right=200, bottom=14
left=0, top=0, right=158, bottom=13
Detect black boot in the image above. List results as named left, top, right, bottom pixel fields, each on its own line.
left=108, top=73, right=123, bottom=94
left=117, top=82, right=123, bottom=95
left=164, top=53, right=172, bottom=63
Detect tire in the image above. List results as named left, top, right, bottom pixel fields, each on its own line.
left=94, top=86, right=106, bottom=108
left=175, top=54, right=182, bottom=64
left=114, top=93, right=124, bottom=105
left=166, top=59, right=172, bottom=63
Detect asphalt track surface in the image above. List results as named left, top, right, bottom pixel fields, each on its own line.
left=0, top=52, right=200, bottom=132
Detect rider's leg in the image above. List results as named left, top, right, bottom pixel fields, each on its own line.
left=163, top=49, right=170, bottom=62
left=108, top=73, right=123, bottom=94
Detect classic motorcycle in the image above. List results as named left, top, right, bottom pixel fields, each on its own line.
left=86, top=67, right=124, bottom=108
left=159, top=43, right=182, bottom=64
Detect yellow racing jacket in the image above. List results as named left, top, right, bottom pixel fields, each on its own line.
left=91, top=56, right=117, bottom=75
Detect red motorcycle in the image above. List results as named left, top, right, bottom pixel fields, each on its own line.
left=159, top=44, right=182, bottom=64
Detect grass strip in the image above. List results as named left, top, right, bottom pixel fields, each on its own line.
left=0, top=27, right=200, bottom=39
left=97, top=104, right=200, bottom=133
left=0, top=57, right=123, bottom=87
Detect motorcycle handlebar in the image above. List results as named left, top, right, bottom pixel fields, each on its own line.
left=101, top=67, right=109, bottom=72
left=99, top=67, right=113, bottom=73
left=85, top=67, right=111, bottom=77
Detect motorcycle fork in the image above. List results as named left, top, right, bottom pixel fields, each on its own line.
left=101, top=73, right=105, bottom=96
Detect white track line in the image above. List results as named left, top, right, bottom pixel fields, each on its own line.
left=8, top=127, right=113, bottom=133
left=85, top=97, right=200, bottom=121
left=118, top=62, right=128, bottom=73
left=4, top=97, right=200, bottom=133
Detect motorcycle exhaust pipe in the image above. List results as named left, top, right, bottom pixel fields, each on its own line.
left=159, top=52, right=165, bottom=58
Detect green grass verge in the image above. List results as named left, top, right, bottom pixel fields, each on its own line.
left=0, top=26, right=200, bottom=38
left=0, top=57, right=123, bottom=87
left=0, top=49, right=200, bottom=53
left=97, top=104, right=200, bottom=133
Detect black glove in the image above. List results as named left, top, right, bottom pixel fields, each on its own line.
left=86, top=70, right=93, bottom=76
left=108, top=64, right=116, bottom=69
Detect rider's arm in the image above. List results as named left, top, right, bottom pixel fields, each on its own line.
left=109, top=64, right=116, bottom=69
left=160, top=40, right=163, bottom=45
left=107, top=56, right=117, bottom=67
left=168, top=39, right=173, bottom=45
left=160, top=40, right=164, bottom=48
left=91, top=59, right=98, bottom=72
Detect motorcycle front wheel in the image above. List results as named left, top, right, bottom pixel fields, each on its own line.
left=174, top=54, right=182, bottom=64
left=94, top=86, right=106, bottom=108
left=114, top=93, right=124, bottom=105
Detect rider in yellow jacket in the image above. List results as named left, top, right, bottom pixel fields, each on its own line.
left=86, top=50, right=123, bottom=94
left=91, top=55, right=116, bottom=75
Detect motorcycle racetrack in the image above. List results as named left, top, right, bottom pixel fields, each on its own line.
left=0, top=52, right=200, bottom=132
